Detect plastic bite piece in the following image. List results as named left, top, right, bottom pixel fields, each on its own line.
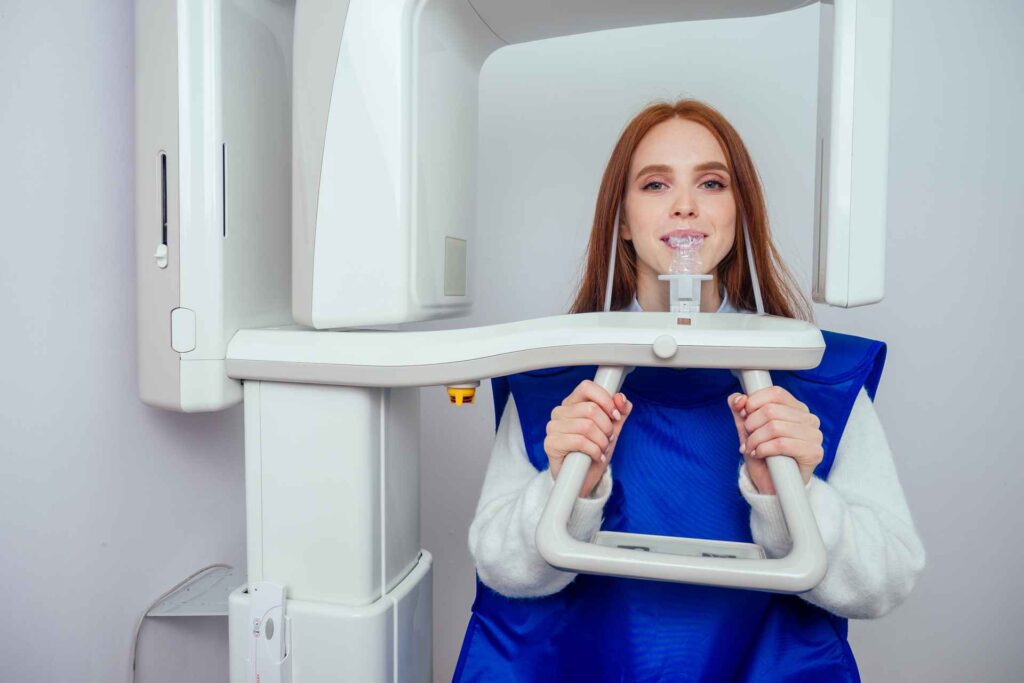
left=667, top=235, right=704, bottom=274
left=658, top=235, right=711, bottom=315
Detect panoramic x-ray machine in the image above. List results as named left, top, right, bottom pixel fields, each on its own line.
left=135, top=0, right=892, bottom=680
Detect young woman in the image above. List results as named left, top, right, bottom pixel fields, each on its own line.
left=454, top=100, right=925, bottom=682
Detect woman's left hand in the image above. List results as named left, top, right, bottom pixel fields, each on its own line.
left=727, top=387, right=824, bottom=495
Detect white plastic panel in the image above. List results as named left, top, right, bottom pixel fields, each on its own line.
left=243, top=380, right=422, bottom=604
left=220, top=1, right=296, bottom=338
left=291, top=0, right=353, bottom=321
left=170, top=307, right=197, bottom=352
left=411, top=0, right=499, bottom=312
left=246, top=380, right=384, bottom=604
left=230, top=311, right=825, bottom=369
left=468, top=0, right=815, bottom=43
left=813, top=0, right=893, bottom=307
left=135, top=0, right=293, bottom=412
left=176, top=0, right=225, bottom=366
left=135, top=0, right=182, bottom=410
left=294, top=0, right=499, bottom=329
left=229, top=554, right=432, bottom=683
left=297, top=0, right=412, bottom=328
left=384, top=387, right=422, bottom=593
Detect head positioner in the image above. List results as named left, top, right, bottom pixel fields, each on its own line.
left=605, top=210, right=766, bottom=315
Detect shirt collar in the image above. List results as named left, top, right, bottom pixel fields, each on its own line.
left=624, top=287, right=739, bottom=313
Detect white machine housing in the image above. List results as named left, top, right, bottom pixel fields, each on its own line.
left=292, top=0, right=892, bottom=330
left=135, top=0, right=293, bottom=411
left=134, top=1, right=894, bottom=681
left=813, top=0, right=893, bottom=306
left=136, top=0, right=893, bottom=408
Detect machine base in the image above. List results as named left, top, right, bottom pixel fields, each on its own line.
left=229, top=551, right=433, bottom=682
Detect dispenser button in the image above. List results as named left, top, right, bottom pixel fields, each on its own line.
left=652, top=334, right=678, bottom=359
left=170, top=307, right=196, bottom=353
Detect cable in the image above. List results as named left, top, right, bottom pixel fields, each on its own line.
left=741, top=216, right=765, bottom=315
left=129, top=563, right=233, bottom=683
left=603, top=211, right=621, bottom=312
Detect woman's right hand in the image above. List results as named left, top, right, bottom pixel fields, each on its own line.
left=544, top=380, right=632, bottom=498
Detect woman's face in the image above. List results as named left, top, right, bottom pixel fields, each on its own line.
left=622, top=118, right=737, bottom=284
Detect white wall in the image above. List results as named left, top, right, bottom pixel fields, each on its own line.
left=420, top=0, right=1024, bottom=680
left=2, top=1, right=1021, bottom=681
left=1, top=2, right=241, bottom=681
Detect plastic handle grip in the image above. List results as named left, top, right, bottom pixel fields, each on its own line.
left=536, top=367, right=827, bottom=594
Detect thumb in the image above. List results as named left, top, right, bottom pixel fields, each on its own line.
left=728, top=393, right=748, bottom=450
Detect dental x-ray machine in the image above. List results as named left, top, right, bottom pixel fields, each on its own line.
left=134, top=0, right=892, bottom=680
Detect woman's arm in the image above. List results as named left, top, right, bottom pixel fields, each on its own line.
left=739, top=387, right=927, bottom=618
left=468, top=396, right=613, bottom=598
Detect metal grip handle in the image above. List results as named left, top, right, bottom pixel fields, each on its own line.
left=548, top=366, right=628, bottom=503
left=536, top=366, right=827, bottom=594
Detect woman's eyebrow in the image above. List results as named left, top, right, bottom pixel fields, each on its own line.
left=693, top=161, right=730, bottom=174
left=633, top=164, right=673, bottom=181
left=633, top=161, right=730, bottom=181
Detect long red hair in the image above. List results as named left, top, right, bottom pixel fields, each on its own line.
left=570, top=99, right=813, bottom=322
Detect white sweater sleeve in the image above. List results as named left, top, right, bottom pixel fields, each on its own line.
left=738, top=387, right=926, bottom=618
left=468, top=396, right=613, bottom=598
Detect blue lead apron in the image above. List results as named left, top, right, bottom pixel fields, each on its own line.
left=454, top=330, right=887, bottom=682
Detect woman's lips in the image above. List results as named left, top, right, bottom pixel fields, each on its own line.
left=661, top=230, right=705, bottom=246
left=661, top=229, right=705, bottom=240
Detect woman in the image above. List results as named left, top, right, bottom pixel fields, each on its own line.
left=454, top=100, right=925, bottom=682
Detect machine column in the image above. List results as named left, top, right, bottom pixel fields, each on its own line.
left=228, top=380, right=432, bottom=682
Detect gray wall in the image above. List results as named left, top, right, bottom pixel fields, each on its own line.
left=1, top=1, right=1021, bottom=682
left=0, top=2, right=243, bottom=682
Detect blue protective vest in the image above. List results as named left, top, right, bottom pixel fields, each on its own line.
left=454, top=330, right=886, bottom=683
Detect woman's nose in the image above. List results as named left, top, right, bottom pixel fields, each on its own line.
left=671, top=191, right=697, bottom=218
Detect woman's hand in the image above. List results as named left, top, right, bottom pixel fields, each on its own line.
left=728, top=387, right=824, bottom=495
left=545, top=380, right=632, bottom=498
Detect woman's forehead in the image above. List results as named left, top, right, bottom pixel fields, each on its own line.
left=630, top=118, right=728, bottom=174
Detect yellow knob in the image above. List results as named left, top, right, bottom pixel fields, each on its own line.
left=446, top=387, right=476, bottom=405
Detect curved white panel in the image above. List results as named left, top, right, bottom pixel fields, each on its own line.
left=813, top=0, right=893, bottom=307
left=468, top=0, right=815, bottom=44
left=292, top=0, right=353, bottom=325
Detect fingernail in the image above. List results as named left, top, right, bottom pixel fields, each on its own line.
left=613, top=409, right=621, bottom=420
left=739, top=442, right=745, bottom=453
left=750, top=449, right=756, bottom=457
left=600, top=454, right=607, bottom=463
left=740, top=409, right=747, bottom=418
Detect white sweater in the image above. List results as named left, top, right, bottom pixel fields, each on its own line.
left=468, top=297, right=926, bottom=618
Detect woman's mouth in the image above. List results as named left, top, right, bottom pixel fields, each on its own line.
left=661, top=230, right=705, bottom=247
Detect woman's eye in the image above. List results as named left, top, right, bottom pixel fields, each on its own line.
left=642, top=181, right=666, bottom=191
left=700, top=180, right=726, bottom=190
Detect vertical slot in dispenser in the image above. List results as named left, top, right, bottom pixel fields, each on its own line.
left=221, top=143, right=226, bottom=238
left=156, top=152, right=169, bottom=269
left=160, top=152, right=168, bottom=245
